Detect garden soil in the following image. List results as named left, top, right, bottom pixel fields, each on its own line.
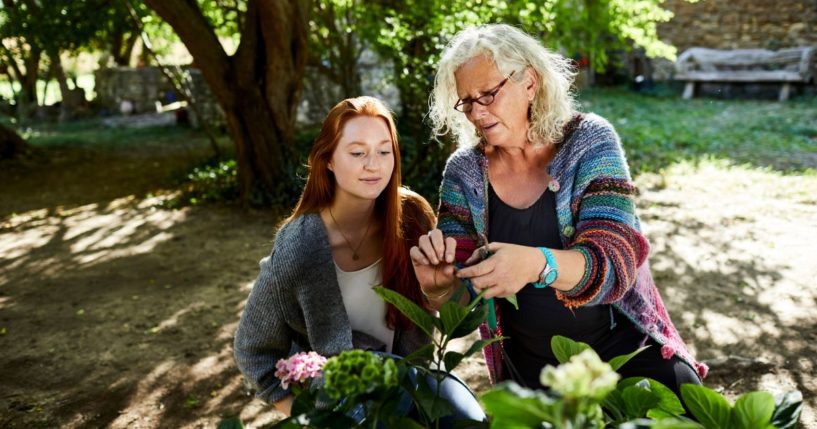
left=1, top=135, right=815, bottom=428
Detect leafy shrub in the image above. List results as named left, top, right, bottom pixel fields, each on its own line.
left=223, top=289, right=803, bottom=429
left=481, top=335, right=803, bottom=429
left=167, top=158, right=239, bottom=207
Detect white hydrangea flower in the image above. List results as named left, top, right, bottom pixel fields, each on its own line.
left=539, top=349, right=620, bottom=400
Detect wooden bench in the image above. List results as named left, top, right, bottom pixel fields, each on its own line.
left=675, top=46, right=816, bottom=101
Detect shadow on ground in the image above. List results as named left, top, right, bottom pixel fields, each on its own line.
left=0, top=127, right=284, bottom=428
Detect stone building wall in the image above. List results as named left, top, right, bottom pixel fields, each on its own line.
left=94, top=66, right=225, bottom=129
left=640, top=0, right=817, bottom=83
left=297, top=48, right=400, bottom=125
left=658, top=0, right=817, bottom=53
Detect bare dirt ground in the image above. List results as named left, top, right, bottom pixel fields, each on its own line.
left=1, top=129, right=815, bottom=428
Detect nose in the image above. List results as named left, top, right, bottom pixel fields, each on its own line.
left=469, top=102, right=489, bottom=120
left=364, top=153, right=379, bottom=170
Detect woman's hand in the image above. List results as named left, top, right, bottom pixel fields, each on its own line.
left=455, top=242, right=544, bottom=299
left=410, top=229, right=458, bottom=298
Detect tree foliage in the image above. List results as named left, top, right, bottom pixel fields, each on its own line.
left=0, top=0, right=144, bottom=119
left=1, top=0, right=687, bottom=202
left=305, top=0, right=685, bottom=201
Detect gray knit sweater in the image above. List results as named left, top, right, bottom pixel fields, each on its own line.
left=233, top=213, right=430, bottom=404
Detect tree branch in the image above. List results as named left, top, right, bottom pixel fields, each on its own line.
left=140, top=0, right=233, bottom=107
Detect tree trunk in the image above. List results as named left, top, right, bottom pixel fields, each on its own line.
left=10, top=47, right=42, bottom=121
left=143, top=0, right=310, bottom=202
left=0, top=122, right=28, bottom=160
left=110, top=21, right=139, bottom=66
left=48, top=50, right=81, bottom=122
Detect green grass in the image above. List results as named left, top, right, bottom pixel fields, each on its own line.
left=576, top=87, right=817, bottom=175
left=21, top=117, right=217, bottom=153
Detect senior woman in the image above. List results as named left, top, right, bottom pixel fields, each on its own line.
left=409, top=24, right=707, bottom=396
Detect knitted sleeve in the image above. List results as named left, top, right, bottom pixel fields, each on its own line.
left=556, top=138, right=650, bottom=308
left=233, top=249, right=294, bottom=404
left=437, top=162, right=480, bottom=263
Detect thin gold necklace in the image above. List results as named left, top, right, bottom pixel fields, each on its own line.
left=328, top=207, right=372, bottom=261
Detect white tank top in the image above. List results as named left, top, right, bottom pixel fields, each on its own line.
left=334, top=258, right=395, bottom=353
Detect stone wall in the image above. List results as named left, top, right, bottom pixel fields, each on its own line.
left=297, top=48, right=401, bottom=125
left=641, top=0, right=817, bottom=84
left=94, top=66, right=225, bottom=129
left=658, top=0, right=817, bottom=53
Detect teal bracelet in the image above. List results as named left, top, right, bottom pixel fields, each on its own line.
left=534, top=247, right=559, bottom=288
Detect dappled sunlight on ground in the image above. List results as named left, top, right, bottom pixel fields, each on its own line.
left=638, top=160, right=817, bottom=427
left=0, top=201, right=279, bottom=428
left=2, top=197, right=187, bottom=277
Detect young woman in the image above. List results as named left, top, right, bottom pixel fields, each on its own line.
left=233, top=96, right=484, bottom=422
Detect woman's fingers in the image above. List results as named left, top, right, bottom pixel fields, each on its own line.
left=428, top=229, right=445, bottom=260
left=463, top=248, right=481, bottom=266
left=409, top=246, right=430, bottom=266
left=459, top=243, right=534, bottom=298
left=457, top=256, right=494, bottom=279
left=416, top=233, right=439, bottom=264
left=418, top=229, right=455, bottom=265
left=444, top=237, right=457, bottom=264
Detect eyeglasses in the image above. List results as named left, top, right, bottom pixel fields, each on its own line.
left=453, top=71, right=515, bottom=113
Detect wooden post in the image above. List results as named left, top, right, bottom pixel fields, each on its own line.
left=682, top=81, right=695, bottom=99
left=779, top=83, right=791, bottom=102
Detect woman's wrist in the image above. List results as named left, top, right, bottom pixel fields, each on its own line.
left=530, top=246, right=548, bottom=284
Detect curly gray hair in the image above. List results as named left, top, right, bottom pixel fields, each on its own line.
left=428, top=24, right=576, bottom=148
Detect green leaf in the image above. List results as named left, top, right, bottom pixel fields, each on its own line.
left=443, top=351, right=465, bottom=372
left=681, top=384, right=732, bottom=429
left=550, top=335, right=591, bottom=364
left=463, top=337, right=503, bottom=358
left=439, top=300, right=470, bottom=335
left=504, top=293, right=519, bottom=309
left=646, top=418, right=705, bottom=429
left=480, top=382, right=556, bottom=427
left=216, top=416, right=244, bottom=429
left=412, top=375, right=455, bottom=421
left=382, top=416, right=426, bottom=429
left=622, top=384, right=660, bottom=418
left=450, top=303, right=489, bottom=339
left=769, top=391, right=803, bottom=429
left=450, top=418, right=490, bottom=429
left=374, top=287, right=435, bottom=337
left=603, top=389, right=627, bottom=423
left=619, top=377, right=685, bottom=417
left=403, top=343, right=434, bottom=364
left=646, top=408, right=676, bottom=419
left=608, top=345, right=650, bottom=370
left=732, top=391, right=774, bottom=429
left=290, top=390, right=316, bottom=416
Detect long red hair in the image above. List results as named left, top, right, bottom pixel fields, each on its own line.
left=285, top=96, right=434, bottom=330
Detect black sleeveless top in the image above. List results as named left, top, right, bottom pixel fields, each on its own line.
left=488, top=183, right=612, bottom=389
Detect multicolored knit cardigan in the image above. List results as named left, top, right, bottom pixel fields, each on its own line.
left=436, top=112, right=708, bottom=384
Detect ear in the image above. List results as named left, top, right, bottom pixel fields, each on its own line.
left=524, top=66, right=538, bottom=101
left=328, top=160, right=334, bottom=172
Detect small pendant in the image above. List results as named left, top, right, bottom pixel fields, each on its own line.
left=352, top=253, right=360, bottom=261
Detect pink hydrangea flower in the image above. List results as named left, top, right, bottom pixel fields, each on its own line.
left=274, top=351, right=328, bottom=389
